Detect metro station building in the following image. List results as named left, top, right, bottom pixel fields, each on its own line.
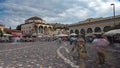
left=69, top=15, right=120, bottom=36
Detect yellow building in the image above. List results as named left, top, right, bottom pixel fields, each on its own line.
left=0, top=24, right=5, bottom=33
left=0, top=24, right=5, bottom=37
left=21, top=16, right=53, bottom=36
left=69, top=15, right=120, bottom=36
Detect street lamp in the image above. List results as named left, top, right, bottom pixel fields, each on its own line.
left=111, top=3, right=116, bottom=26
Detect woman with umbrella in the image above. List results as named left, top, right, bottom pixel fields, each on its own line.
left=92, top=34, right=110, bottom=65
left=70, top=37, right=87, bottom=68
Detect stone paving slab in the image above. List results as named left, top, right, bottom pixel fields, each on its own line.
left=0, top=42, right=69, bottom=68
left=0, top=42, right=119, bottom=68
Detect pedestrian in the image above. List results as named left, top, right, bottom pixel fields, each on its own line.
left=58, top=37, right=62, bottom=44
left=71, top=37, right=87, bottom=68
left=92, top=34, right=110, bottom=65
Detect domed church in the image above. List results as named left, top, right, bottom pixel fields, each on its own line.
left=21, top=16, right=53, bottom=36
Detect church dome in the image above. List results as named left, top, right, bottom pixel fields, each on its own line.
left=27, top=16, right=43, bottom=20
left=25, top=16, right=45, bottom=24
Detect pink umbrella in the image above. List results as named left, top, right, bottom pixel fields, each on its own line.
left=93, top=39, right=110, bottom=47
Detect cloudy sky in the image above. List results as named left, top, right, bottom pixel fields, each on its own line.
left=0, top=0, right=120, bottom=28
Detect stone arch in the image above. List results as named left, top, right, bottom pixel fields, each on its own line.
left=75, top=29, right=79, bottom=34
left=103, top=26, right=111, bottom=32
left=44, top=26, right=48, bottom=34
left=94, top=27, right=101, bottom=32
left=87, top=28, right=93, bottom=33
left=39, top=26, right=43, bottom=33
left=48, top=27, right=52, bottom=31
left=70, top=30, right=74, bottom=34
left=80, top=29, right=85, bottom=34
left=44, top=26, right=47, bottom=30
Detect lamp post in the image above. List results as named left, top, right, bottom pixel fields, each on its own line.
left=111, top=3, right=116, bottom=26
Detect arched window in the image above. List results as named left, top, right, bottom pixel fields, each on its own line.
left=70, top=30, right=73, bottom=34
left=39, top=26, right=43, bottom=33
left=44, top=26, right=47, bottom=31
left=44, top=26, right=48, bottom=34
left=48, top=27, right=52, bottom=31
left=75, top=29, right=79, bottom=34
left=87, top=28, right=93, bottom=33
left=94, top=27, right=101, bottom=32
left=80, top=29, right=85, bottom=34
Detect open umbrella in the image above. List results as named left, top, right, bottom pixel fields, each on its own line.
left=70, top=33, right=77, bottom=36
left=3, top=34, right=12, bottom=36
left=56, top=34, right=68, bottom=37
left=104, top=29, right=120, bottom=35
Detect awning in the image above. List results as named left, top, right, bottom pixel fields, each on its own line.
left=3, top=34, right=12, bottom=36
left=56, top=34, right=68, bottom=37
left=104, top=29, right=120, bottom=35
left=70, top=33, right=77, bottom=36
left=11, top=33, right=23, bottom=37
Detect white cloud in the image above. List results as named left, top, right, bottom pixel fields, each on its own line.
left=0, top=0, right=120, bottom=28
left=59, top=6, right=89, bottom=19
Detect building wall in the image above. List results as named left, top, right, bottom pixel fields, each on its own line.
left=21, top=23, right=33, bottom=35
left=0, top=24, right=5, bottom=32
left=21, top=17, right=53, bottom=36
left=69, top=15, right=120, bottom=36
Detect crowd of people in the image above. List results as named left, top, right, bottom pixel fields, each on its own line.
left=69, top=34, right=111, bottom=67
left=107, top=33, right=120, bottom=44
left=0, top=36, right=58, bottom=43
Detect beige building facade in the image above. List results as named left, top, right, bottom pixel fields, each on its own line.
left=21, top=16, right=53, bottom=36
left=0, top=24, right=5, bottom=32
left=69, top=15, right=120, bottom=36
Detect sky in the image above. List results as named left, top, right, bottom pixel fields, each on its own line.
left=0, top=0, right=120, bottom=29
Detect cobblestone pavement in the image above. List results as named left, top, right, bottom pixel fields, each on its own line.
left=0, top=41, right=119, bottom=68
left=0, top=42, right=71, bottom=68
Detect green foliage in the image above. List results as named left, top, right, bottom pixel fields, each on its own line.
left=63, top=26, right=69, bottom=30
left=6, top=31, right=11, bottom=34
left=16, top=25, right=21, bottom=30
left=0, top=29, right=3, bottom=36
left=0, top=29, right=2, bottom=33
left=103, top=26, right=111, bottom=32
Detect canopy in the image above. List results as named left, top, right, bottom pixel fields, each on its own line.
left=56, top=34, right=68, bottom=37
left=11, top=33, right=23, bottom=37
left=104, top=29, right=120, bottom=35
left=32, top=33, right=37, bottom=36
left=70, top=33, right=77, bottom=36
left=3, top=34, right=12, bottom=36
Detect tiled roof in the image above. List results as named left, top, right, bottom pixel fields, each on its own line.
left=0, top=24, right=5, bottom=27
left=27, top=16, right=43, bottom=20
left=3, top=28, right=22, bottom=33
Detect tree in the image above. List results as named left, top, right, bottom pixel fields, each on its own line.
left=6, top=31, right=11, bottom=34
left=16, top=25, right=21, bottom=30
left=103, top=26, right=111, bottom=32
left=111, top=23, right=120, bottom=30
left=0, top=29, right=3, bottom=37
left=63, top=26, right=69, bottom=30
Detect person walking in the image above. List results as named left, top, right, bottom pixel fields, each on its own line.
left=71, top=37, right=87, bottom=68
left=92, top=34, right=110, bottom=65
